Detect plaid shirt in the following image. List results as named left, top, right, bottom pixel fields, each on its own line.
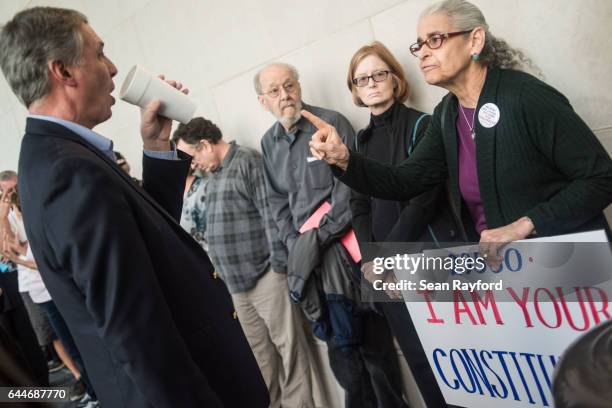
left=204, top=142, right=287, bottom=293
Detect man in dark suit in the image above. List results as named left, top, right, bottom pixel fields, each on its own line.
left=0, top=7, right=268, bottom=407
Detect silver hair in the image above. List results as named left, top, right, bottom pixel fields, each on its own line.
left=253, top=62, right=300, bottom=95
left=0, top=7, right=88, bottom=107
left=0, top=170, right=17, bottom=181
left=422, top=0, right=542, bottom=77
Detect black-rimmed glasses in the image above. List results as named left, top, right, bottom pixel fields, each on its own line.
left=410, top=30, right=472, bottom=57
left=352, top=70, right=390, bottom=87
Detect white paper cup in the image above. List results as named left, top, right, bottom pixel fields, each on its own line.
left=119, top=65, right=197, bottom=124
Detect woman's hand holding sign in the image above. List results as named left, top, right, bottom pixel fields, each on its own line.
left=303, top=110, right=351, bottom=171
left=479, top=216, right=535, bottom=268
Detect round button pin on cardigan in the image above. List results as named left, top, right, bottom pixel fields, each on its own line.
left=478, top=103, right=500, bottom=128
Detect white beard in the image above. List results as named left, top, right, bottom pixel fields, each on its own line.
left=277, top=100, right=302, bottom=129
left=280, top=112, right=301, bottom=128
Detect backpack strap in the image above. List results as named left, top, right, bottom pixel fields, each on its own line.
left=408, top=113, right=430, bottom=155
left=410, top=111, right=441, bottom=248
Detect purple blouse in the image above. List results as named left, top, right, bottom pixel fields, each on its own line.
left=456, top=106, right=488, bottom=234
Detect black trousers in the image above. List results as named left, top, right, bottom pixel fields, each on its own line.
left=0, top=272, right=48, bottom=387
left=381, top=301, right=465, bottom=408
left=326, top=311, right=408, bottom=408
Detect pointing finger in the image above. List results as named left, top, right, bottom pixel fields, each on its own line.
left=301, top=110, right=330, bottom=130
left=310, top=129, right=327, bottom=144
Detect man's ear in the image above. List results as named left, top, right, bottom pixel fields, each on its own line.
left=201, top=140, right=214, bottom=153
left=258, top=95, right=269, bottom=112
left=47, top=60, right=77, bottom=87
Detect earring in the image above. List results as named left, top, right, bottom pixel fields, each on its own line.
left=471, top=53, right=481, bottom=61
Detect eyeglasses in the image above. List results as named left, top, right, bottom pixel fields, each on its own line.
left=409, top=30, right=472, bottom=57
left=261, top=81, right=298, bottom=98
left=352, top=70, right=390, bottom=87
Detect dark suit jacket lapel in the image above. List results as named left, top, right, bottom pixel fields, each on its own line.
left=474, top=68, right=504, bottom=228
left=25, top=118, right=180, bottom=226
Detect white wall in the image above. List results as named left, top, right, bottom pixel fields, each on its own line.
left=1, top=0, right=611, bottom=177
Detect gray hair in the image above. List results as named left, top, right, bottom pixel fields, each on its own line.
left=0, top=170, right=17, bottom=181
left=253, top=62, right=300, bottom=95
left=422, top=0, right=541, bottom=76
left=0, top=7, right=88, bottom=107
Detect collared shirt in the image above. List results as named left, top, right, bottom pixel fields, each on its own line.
left=28, top=114, right=177, bottom=160
left=203, top=141, right=287, bottom=294
left=260, top=103, right=355, bottom=251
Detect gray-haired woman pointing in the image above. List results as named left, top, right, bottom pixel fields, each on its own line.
left=305, top=0, right=612, bottom=264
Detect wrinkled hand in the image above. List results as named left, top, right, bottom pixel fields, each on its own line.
left=0, top=230, right=24, bottom=262
left=361, top=261, right=403, bottom=300
left=302, top=110, right=350, bottom=171
left=0, top=235, right=17, bottom=264
left=479, top=216, right=534, bottom=268
left=140, top=75, right=189, bottom=151
left=0, top=240, right=7, bottom=263
left=0, top=249, right=17, bottom=264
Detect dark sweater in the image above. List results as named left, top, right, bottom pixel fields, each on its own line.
left=336, top=68, right=612, bottom=237
left=351, top=102, right=461, bottom=245
left=366, top=118, right=400, bottom=240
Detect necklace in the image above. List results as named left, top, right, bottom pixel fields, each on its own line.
left=459, top=103, right=476, bottom=140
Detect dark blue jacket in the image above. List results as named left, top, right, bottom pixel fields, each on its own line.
left=19, top=118, right=269, bottom=408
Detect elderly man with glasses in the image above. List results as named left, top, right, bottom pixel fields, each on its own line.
left=255, top=62, right=407, bottom=408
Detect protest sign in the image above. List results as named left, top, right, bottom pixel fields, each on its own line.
left=396, top=230, right=611, bottom=408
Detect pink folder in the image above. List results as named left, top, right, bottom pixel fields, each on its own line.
left=299, top=202, right=361, bottom=263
